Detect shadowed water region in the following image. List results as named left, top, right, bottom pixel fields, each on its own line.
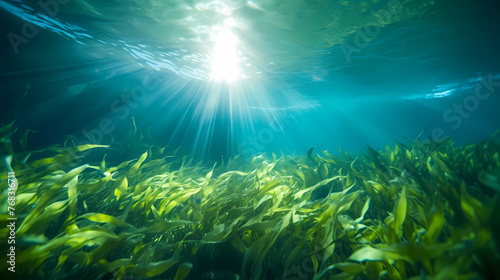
left=1, top=0, right=500, bottom=279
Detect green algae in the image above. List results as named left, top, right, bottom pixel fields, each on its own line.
left=0, top=122, right=499, bottom=280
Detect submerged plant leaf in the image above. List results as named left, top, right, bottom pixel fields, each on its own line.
left=129, top=250, right=179, bottom=277
left=80, top=213, right=131, bottom=227
left=173, top=262, right=193, bottom=280
left=393, top=186, right=407, bottom=239
left=423, top=199, right=444, bottom=246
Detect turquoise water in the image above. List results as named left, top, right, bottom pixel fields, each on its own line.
left=1, top=1, right=500, bottom=280
left=2, top=0, right=500, bottom=160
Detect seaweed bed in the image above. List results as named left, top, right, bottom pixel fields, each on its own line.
left=1, top=121, right=499, bottom=280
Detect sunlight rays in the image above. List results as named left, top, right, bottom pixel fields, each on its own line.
left=210, top=29, right=241, bottom=83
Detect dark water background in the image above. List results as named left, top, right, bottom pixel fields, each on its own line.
left=1, top=0, right=499, bottom=161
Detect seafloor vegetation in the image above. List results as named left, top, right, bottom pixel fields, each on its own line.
left=1, top=121, right=499, bottom=280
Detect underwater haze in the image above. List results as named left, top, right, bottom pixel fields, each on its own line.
left=1, top=0, right=500, bottom=279
left=1, top=0, right=499, bottom=158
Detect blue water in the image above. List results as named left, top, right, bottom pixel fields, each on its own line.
left=1, top=0, right=499, bottom=161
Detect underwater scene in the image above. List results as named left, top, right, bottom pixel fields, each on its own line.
left=1, top=0, right=500, bottom=279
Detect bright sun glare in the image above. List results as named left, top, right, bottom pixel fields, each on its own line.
left=211, top=28, right=240, bottom=83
